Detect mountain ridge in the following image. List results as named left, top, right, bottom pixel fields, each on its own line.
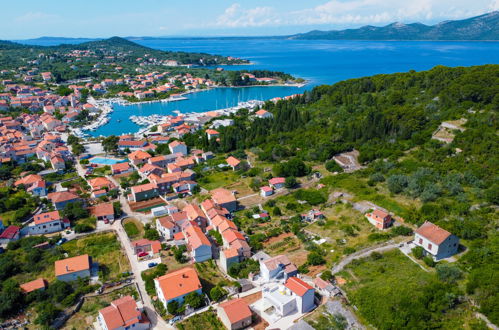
left=290, top=11, right=499, bottom=40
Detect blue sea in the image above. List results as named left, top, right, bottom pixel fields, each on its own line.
left=86, top=39, right=499, bottom=136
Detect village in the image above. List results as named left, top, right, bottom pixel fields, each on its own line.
left=0, top=85, right=465, bottom=330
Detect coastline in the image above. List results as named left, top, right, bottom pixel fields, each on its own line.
left=80, top=81, right=307, bottom=137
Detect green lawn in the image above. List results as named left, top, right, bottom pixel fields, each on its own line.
left=339, top=249, right=480, bottom=329
left=62, top=232, right=130, bottom=281
left=177, top=309, right=225, bottom=330
left=123, top=218, right=144, bottom=239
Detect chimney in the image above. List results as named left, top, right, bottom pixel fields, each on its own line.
left=66, top=265, right=69, bottom=271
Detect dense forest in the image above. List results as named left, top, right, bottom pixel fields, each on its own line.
left=183, top=64, right=499, bottom=324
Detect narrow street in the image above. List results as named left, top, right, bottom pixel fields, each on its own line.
left=111, top=220, right=172, bottom=329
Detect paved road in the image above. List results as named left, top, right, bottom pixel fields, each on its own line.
left=111, top=220, right=172, bottom=329
left=331, top=240, right=407, bottom=274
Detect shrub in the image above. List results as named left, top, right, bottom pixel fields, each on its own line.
left=436, top=264, right=462, bottom=283
left=209, top=286, right=227, bottom=302
left=423, top=256, right=436, bottom=267
left=390, top=225, right=413, bottom=236
left=320, top=270, right=333, bottom=281
left=325, top=160, right=343, bottom=173
left=307, top=252, right=326, bottom=266
left=412, top=246, right=425, bottom=259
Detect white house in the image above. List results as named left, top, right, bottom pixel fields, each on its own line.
left=28, top=210, right=70, bottom=235
left=156, top=216, right=180, bottom=240
left=263, top=285, right=297, bottom=317
left=285, top=277, right=315, bottom=313
left=168, top=141, right=188, bottom=156
left=185, top=225, right=212, bottom=262
left=98, top=295, right=150, bottom=330
left=55, top=254, right=92, bottom=282
left=154, top=267, right=202, bottom=308
left=255, top=109, right=273, bottom=119
left=260, top=255, right=298, bottom=282
left=260, top=186, right=273, bottom=197
left=414, top=221, right=459, bottom=260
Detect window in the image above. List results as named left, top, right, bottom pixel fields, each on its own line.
left=428, top=243, right=432, bottom=250
left=419, top=238, right=422, bottom=244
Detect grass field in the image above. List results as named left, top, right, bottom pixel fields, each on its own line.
left=62, top=285, right=138, bottom=330
left=194, top=260, right=228, bottom=294
left=338, top=249, right=480, bottom=329
left=62, top=232, right=130, bottom=281
left=177, top=309, right=225, bottom=330
left=123, top=217, right=144, bottom=239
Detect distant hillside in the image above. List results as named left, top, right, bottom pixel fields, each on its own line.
left=0, top=37, right=248, bottom=66
left=291, top=11, right=499, bottom=40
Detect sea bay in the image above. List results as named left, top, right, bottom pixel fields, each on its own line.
left=88, top=39, right=499, bottom=136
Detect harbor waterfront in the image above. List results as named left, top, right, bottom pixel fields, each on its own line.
left=83, top=39, right=499, bottom=137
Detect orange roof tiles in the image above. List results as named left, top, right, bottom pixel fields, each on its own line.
left=99, top=296, right=143, bottom=329
left=20, top=278, right=47, bottom=293
left=226, top=156, right=241, bottom=168
left=219, top=298, right=252, bottom=324
left=415, top=221, right=452, bottom=245
left=55, top=254, right=91, bottom=276
left=285, top=277, right=313, bottom=297
left=155, top=267, right=202, bottom=301
left=185, top=225, right=211, bottom=249
left=90, top=203, right=114, bottom=218
left=33, top=210, right=61, bottom=225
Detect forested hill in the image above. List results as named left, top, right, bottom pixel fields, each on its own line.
left=290, top=11, right=499, bottom=40
left=0, top=37, right=248, bottom=66
left=184, top=64, right=499, bottom=325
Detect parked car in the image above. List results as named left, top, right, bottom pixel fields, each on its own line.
left=148, top=262, right=158, bottom=268
left=56, top=238, right=67, bottom=246
left=169, top=316, right=182, bottom=325
left=138, top=252, right=148, bottom=258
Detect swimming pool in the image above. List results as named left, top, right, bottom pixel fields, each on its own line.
left=89, top=157, right=125, bottom=165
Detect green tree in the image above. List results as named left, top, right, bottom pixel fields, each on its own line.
left=285, top=176, right=297, bottom=188
left=102, top=135, right=119, bottom=155
left=209, top=286, right=227, bottom=302
left=184, top=292, right=204, bottom=309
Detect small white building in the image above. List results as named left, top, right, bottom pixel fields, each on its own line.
left=168, top=141, right=188, bottom=156
left=260, top=186, right=273, bottom=197
left=414, top=221, right=459, bottom=260
left=260, top=255, right=298, bottom=282
left=151, top=206, right=168, bottom=217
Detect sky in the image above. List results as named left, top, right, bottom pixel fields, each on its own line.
left=3, top=0, right=499, bottom=39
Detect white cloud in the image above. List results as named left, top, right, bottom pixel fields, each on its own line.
left=214, top=0, right=494, bottom=29
left=216, top=3, right=280, bottom=27
left=16, top=12, right=59, bottom=22
left=489, top=0, right=499, bottom=10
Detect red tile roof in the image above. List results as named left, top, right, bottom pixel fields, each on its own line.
left=285, top=277, right=313, bottom=297
left=0, top=225, right=20, bottom=239
left=20, top=278, right=47, bottom=293
left=219, top=298, right=252, bottom=324
left=100, top=296, right=143, bottom=329
left=155, top=267, right=202, bottom=301
left=415, top=221, right=452, bottom=245
left=90, top=203, right=114, bottom=218
left=33, top=211, right=61, bottom=225
left=55, top=254, right=91, bottom=276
